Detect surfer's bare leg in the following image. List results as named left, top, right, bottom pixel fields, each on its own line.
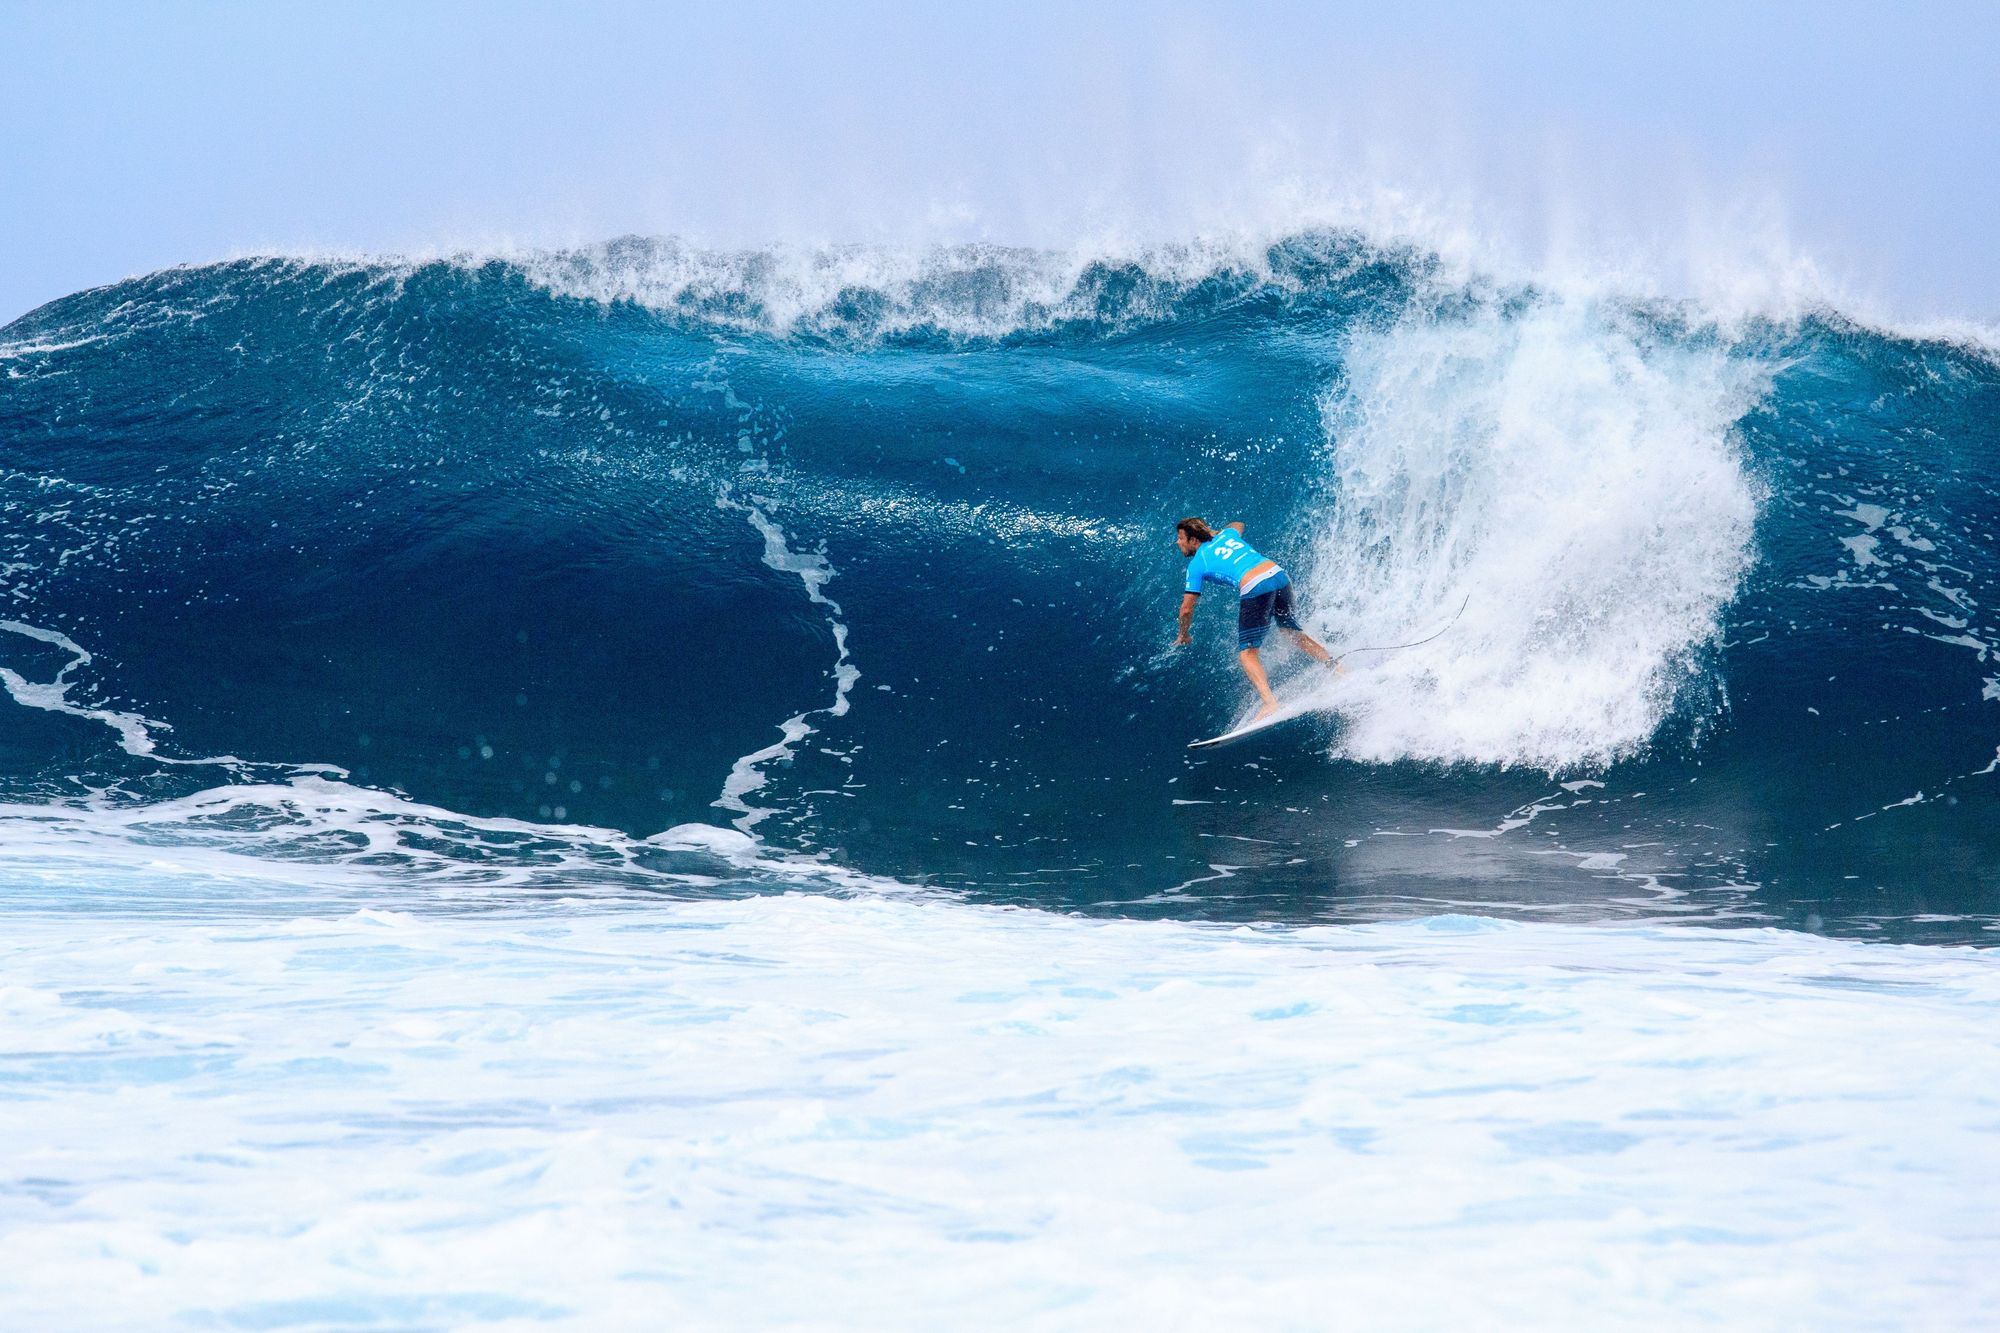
left=1285, top=628, right=1333, bottom=663
left=1237, top=647, right=1279, bottom=717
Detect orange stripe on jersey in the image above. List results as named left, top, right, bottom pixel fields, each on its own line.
left=1237, top=559, right=1280, bottom=591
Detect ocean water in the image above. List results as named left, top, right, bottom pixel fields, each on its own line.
left=3, top=232, right=1998, bottom=1326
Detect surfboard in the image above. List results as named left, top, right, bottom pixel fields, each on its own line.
left=1188, top=696, right=1325, bottom=749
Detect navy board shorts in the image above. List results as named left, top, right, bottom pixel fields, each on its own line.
left=1238, top=576, right=1301, bottom=650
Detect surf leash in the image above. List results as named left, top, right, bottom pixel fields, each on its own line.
left=1328, top=594, right=1472, bottom=668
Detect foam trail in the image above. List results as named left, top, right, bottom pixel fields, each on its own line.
left=0, top=619, right=193, bottom=761
left=0, top=619, right=334, bottom=775
left=713, top=496, right=861, bottom=830
left=0, top=774, right=901, bottom=905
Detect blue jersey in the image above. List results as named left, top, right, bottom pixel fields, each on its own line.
left=1184, top=529, right=1287, bottom=598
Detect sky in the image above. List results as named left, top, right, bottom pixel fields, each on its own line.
left=5, top=0, right=1998, bottom=326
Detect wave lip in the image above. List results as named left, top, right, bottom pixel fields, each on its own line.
left=500, top=229, right=1437, bottom=340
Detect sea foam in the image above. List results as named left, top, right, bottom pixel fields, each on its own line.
left=1301, top=297, right=1765, bottom=769
left=0, top=874, right=1994, bottom=1328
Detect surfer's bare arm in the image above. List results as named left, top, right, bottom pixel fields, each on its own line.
left=1175, top=591, right=1198, bottom=645
left=1224, top=520, right=1244, bottom=534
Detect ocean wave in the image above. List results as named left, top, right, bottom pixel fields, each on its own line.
left=2, top=231, right=1996, bottom=938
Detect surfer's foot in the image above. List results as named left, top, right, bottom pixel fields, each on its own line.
left=1252, top=701, right=1279, bottom=720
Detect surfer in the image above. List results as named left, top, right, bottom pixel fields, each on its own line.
left=1174, top=517, right=1338, bottom=719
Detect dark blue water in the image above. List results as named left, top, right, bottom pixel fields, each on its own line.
left=3, top=234, right=1996, bottom=940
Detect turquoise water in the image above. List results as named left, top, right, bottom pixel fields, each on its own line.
left=3, top=236, right=1996, bottom=938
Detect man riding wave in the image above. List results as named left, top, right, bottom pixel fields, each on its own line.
left=1173, top=517, right=1337, bottom=719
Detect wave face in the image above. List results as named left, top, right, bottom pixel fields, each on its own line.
left=2, top=234, right=1997, bottom=941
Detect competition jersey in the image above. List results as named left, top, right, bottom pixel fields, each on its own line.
left=1184, top=530, right=1286, bottom=598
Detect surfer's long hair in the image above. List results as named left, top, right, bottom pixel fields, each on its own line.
left=1175, top=517, right=1215, bottom=545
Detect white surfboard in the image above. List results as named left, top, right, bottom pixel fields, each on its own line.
left=1188, top=696, right=1326, bottom=749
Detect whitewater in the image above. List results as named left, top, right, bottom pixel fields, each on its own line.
left=3, top=228, right=1998, bottom=1327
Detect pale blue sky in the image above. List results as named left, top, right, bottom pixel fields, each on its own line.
left=5, top=0, right=1997, bottom=324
